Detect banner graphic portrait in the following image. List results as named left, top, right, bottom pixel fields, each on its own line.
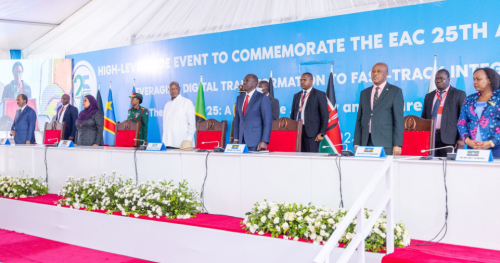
left=0, top=59, right=73, bottom=140
left=67, top=0, right=500, bottom=149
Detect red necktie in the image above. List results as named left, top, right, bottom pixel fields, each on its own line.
left=242, top=95, right=249, bottom=116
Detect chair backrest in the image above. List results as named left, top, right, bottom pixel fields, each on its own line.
left=115, top=120, right=140, bottom=147
left=43, top=121, right=65, bottom=145
left=196, top=119, right=227, bottom=150
left=267, top=117, right=302, bottom=152
left=401, top=115, right=435, bottom=156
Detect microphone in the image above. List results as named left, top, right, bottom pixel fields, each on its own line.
left=46, top=138, right=59, bottom=147
left=200, top=141, right=224, bottom=152
left=323, top=144, right=352, bottom=157
left=133, top=139, right=147, bottom=150
left=421, top=146, right=456, bottom=160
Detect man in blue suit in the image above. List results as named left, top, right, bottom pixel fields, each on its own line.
left=233, top=74, right=272, bottom=151
left=11, top=94, right=37, bottom=144
left=52, top=94, right=78, bottom=141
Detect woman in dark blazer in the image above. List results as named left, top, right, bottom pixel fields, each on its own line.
left=457, top=68, right=500, bottom=157
left=75, top=95, right=104, bottom=146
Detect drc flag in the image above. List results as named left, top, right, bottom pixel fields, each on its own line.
left=104, top=87, right=117, bottom=146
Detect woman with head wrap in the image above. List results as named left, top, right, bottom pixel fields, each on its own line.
left=75, top=95, right=104, bottom=146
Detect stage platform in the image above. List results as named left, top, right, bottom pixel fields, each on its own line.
left=0, top=194, right=385, bottom=263
left=1, top=145, right=499, bottom=251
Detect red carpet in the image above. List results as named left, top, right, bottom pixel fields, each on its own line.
left=0, top=228, right=152, bottom=263
left=382, top=240, right=500, bottom=263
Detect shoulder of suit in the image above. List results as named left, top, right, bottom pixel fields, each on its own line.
left=385, top=83, right=401, bottom=91
left=312, top=88, right=326, bottom=95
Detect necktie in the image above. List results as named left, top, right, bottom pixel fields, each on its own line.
left=242, top=95, right=249, bottom=116
left=297, top=90, right=307, bottom=120
left=13, top=109, right=21, bottom=123
left=373, top=87, right=380, bottom=106
left=431, top=91, right=444, bottom=118
left=57, top=106, right=66, bottom=122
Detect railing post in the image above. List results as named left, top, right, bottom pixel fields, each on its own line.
left=385, top=157, right=394, bottom=254
left=356, top=207, right=365, bottom=263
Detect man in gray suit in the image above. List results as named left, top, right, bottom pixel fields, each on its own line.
left=258, top=80, right=280, bottom=120
left=354, top=63, right=404, bottom=155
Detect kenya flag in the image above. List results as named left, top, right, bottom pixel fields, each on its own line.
left=319, top=72, right=343, bottom=154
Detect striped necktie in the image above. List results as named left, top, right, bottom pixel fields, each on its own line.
left=373, top=87, right=380, bottom=106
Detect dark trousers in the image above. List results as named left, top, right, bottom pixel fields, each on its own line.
left=434, top=130, right=454, bottom=157
left=367, top=134, right=393, bottom=155
left=301, top=126, right=319, bottom=152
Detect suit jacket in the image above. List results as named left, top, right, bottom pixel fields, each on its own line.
left=268, top=94, right=280, bottom=120
left=233, top=91, right=272, bottom=148
left=11, top=105, right=37, bottom=144
left=290, top=88, right=328, bottom=137
left=354, top=83, right=404, bottom=154
left=421, top=86, right=466, bottom=145
left=52, top=104, right=79, bottom=140
left=75, top=111, right=104, bottom=146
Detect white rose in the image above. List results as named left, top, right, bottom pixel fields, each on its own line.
left=316, top=236, right=323, bottom=242
left=321, top=224, right=326, bottom=230
left=310, top=233, right=317, bottom=240
left=261, top=215, right=267, bottom=223
left=293, top=236, right=299, bottom=241
left=396, top=226, right=403, bottom=233
left=258, top=231, right=264, bottom=235
left=320, top=230, right=326, bottom=236
left=275, top=226, right=281, bottom=232
left=273, top=217, right=279, bottom=224
left=282, top=222, right=289, bottom=231
left=346, top=233, right=352, bottom=240
left=20, top=194, right=27, bottom=198
left=327, top=218, right=334, bottom=225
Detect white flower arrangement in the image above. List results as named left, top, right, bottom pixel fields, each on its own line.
left=0, top=171, right=49, bottom=198
left=57, top=172, right=202, bottom=219
left=242, top=200, right=410, bottom=251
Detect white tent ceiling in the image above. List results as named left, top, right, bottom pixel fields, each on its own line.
left=0, top=0, right=91, bottom=58
left=1, top=0, right=441, bottom=59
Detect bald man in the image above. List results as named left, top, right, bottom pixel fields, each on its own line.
left=52, top=94, right=79, bottom=141
left=354, top=63, right=404, bottom=155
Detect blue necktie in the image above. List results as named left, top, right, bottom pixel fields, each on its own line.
left=431, top=91, right=444, bottom=118
left=297, top=91, right=306, bottom=121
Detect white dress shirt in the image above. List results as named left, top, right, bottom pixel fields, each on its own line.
left=296, top=87, right=312, bottom=125
left=57, top=105, right=68, bottom=123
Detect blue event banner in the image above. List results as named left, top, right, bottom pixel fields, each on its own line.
left=67, top=0, right=500, bottom=150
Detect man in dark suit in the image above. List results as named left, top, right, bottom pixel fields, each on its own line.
left=52, top=94, right=78, bottom=141
left=421, top=69, right=466, bottom=157
left=290, top=72, right=329, bottom=152
left=354, top=63, right=404, bottom=155
left=233, top=74, right=272, bottom=151
left=11, top=94, right=36, bottom=144
left=2, top=62, right=31, bottom=101
left=258, top=80, right=280, bottom=120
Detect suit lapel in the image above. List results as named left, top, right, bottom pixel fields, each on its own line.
left=373, top=84, right=391, bottom=110
left=426, top=91, right=436, bottom=117
left=15, top=107, right=28, bottom=124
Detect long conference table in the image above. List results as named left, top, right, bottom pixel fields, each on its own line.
left=0, top=145, right=498, bottom=250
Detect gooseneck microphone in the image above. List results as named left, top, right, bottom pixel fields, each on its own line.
left=421, top=146, right=456, bottom=160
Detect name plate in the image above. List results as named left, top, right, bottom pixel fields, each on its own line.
left=355, top=146, right=386, bottom=158
left=58, top=140, right=75, bottom=147
left=225, top=144, right=249, bottom=153
left=0, top=138, right=11, bottom=145
left=456, top=149, right=493, bottom=162
left=146, top=142, right=166, bottom=151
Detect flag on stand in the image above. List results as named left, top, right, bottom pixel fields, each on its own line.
left=96, top=83, right=104, bottom=114
left=427, top=55, right=437, bottom=93
left=130, top=79, right=137, bottom=108
left=319, top=64, right=343, bottom=154
left=269, top=69, right=275, bottom=97
left=104, top=82, right=117, bottom=146
left=195, top=74, right=207, bottom=124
